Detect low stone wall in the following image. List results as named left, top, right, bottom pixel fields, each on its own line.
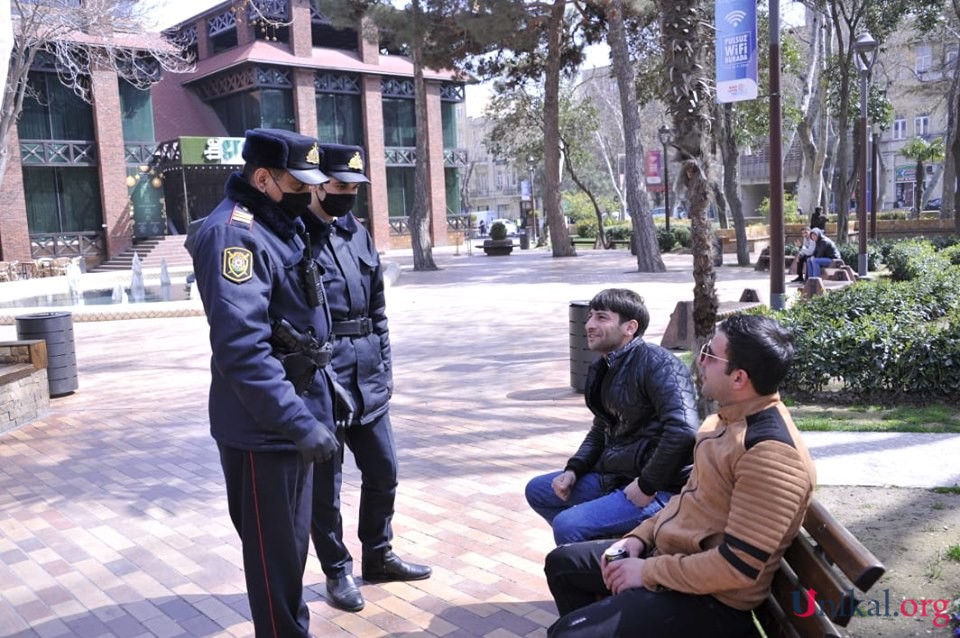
left=0, top=340, right=49, bottom=433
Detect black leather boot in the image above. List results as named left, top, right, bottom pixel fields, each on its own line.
left=361, top=550, right=432, bottom=582
left=326, top=574, right=365, bottom=611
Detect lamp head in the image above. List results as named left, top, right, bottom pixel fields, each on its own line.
left=854, top=31, right=878, bottom=71
left=658, top=125, right=673, bottom=146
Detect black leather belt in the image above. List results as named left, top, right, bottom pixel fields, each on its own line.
left=331, top=317, right=373, bottom=337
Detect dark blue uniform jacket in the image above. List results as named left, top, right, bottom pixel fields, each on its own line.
left=303, top=212, right=392, bottom=425
left=186, top=173, right=335, bottom=451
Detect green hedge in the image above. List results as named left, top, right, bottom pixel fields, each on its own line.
left=764, top=239, right=960, bottom=401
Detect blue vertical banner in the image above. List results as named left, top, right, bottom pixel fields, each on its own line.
left=715, top=0, right=758, bottom=103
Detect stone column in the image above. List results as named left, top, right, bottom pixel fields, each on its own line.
left=362, top=75, right=390, bottom=250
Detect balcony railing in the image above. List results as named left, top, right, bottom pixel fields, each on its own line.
left=30, top=231, right=105, bottom=260
left=20, top=140, right=98, bottom=166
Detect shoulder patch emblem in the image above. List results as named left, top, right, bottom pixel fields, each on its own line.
left=229, top=205, right=254, bottom=228
left=222, top=247, right=253, bottom=283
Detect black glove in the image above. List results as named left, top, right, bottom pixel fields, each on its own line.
left=330, top=376, right=356, bottom=429
left=294, top=424, right=338, bottom=463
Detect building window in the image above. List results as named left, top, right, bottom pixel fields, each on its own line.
left=316, top=93, right=363, bottom=145
left=22, top=166, right=103, bottom=234
left=19, top=72, right=95, bottom=141
left=441, top=101, right=458, bottom=149
left=211, top=88, right=295, bottom=136
left=892, top=118, right=907, bottom=140
left=119, top=80, right=155, bottom=143
left=916, top=46, right=932, bottom=75
left=387, top=167, right=415, bottom=216
left=915, top=115, right=930, bottom=137
left=208, top=10, right=239, bottom=54
left=382, top=98, right=416, bottom=147
left=947, top=49, right=958, bottom=70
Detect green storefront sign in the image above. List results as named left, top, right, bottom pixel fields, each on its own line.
left=895, top=165, right=917, bottom=182
left=179, top=137, right=246, bottom=165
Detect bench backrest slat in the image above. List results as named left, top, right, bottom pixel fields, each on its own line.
left=803, top=499, right=885, bottom=592
left=767, top=565, right=841, bottom=638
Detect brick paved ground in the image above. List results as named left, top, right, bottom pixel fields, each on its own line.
left=0, top=248, right=777, bottom=637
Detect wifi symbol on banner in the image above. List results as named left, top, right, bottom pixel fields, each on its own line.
left=725, top=10, right=747, bottom=27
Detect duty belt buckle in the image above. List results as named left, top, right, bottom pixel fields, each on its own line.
left=358, top=317, right=372, bottom=335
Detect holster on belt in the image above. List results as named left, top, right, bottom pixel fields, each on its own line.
left=331, top=317, right=373, bottom=337
left=270, top=318, right=333, bottom=395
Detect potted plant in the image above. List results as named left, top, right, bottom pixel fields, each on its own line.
left=482, top=221, right=514, bottom=256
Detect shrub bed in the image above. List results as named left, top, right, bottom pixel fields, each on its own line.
left=762, top=238, right=960, bottom=402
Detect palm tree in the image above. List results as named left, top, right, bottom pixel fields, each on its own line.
left=900, top=137, right=946, bottom=218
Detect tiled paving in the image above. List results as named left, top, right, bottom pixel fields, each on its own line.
left=0, top=248, right=817, bottom=637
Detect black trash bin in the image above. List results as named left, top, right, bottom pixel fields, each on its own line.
left=569, top=301, right=601, bottom=393
left=518, top=230, right=530, bottom=250
left=16, top=312, right=78, bottom=397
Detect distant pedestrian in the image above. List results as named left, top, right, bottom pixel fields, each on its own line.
left=810, top=207, right=827, bottom=231
left=479, top=220, right=487, bottom=236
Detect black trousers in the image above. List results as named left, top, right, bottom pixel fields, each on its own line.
left=545, top=540, right=754, bottom=638
left=219, top=444, right=313, bottom=638
left=797, top=254, right=809, bottom=278
left=311, top=411, right=399, bottom=577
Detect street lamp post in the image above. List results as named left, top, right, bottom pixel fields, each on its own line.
left=854, top=31, right=878, bottom=278
left=527, top=159, right=538, bottom=244
left=658, top=126, right=673, bottom=232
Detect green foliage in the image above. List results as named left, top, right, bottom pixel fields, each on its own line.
left=606, top=224, right=632, bottom=241
left=657, top=226, right=677, bottom=252
left=836, top=242, right=880, bottom=271
left=576, top=220, right=597, bottom=238
left=768, top=258, right=960, bottom=401
left=882, top=239, right=949, bottom=281
left=947, top=545, right=960, bottom=562
left=671, top=225, right=691, bottom=249
left=489, top=221, right=508, bottom=240
left=756, top=193, right=802, bottom=221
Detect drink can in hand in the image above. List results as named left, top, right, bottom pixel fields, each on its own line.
left=603, top=546, right=628, bottom=563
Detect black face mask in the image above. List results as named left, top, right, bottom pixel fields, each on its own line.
left=321, top=193, right=357, bottom=218
left=277, top=190, right=313, bottom=218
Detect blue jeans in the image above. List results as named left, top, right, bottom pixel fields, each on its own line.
left=806, top=257, right=834, bottom=278
left=525, top=470, right=672, bottom=545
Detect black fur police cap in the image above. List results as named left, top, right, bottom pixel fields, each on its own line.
left=243, top=128, right=329, bottom=185
left=319, top=143, right=370, bottom=183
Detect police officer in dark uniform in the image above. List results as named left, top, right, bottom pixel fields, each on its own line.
left=304, top=143, right=431, bottom=612
left=186, top=128, right=339, bottom=638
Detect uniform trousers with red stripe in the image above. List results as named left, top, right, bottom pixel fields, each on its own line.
left=219, top=445, right=313, bottom=638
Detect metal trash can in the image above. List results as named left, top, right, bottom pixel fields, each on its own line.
left=518, top=230, right=530, bottom=250
left=16, top=312, right=78, bottom=397
left=569, top=301, right=601, bottom=393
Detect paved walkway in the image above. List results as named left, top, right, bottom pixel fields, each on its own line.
left=0, top=246, right=957, bottom=637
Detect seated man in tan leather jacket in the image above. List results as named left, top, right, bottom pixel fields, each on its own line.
left=543, top=314, right=817, bottom=638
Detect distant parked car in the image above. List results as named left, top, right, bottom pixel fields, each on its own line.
left=925, top=197, right=941, bottom=210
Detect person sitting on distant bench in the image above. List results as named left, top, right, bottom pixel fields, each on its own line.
left=804, top=227, right=841, bottom=280
left=790, top=227, right=816, bottom=284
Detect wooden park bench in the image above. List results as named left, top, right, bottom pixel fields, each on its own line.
left=660, top=289, right=764, bottom=350
left=751, top=498, right=885, bottom=637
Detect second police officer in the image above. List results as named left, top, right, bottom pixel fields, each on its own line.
left=186, top=128, right=341, bottom=638
left=304, top=143, right=432, bottom=612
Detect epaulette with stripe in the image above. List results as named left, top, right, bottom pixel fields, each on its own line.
left=227, top=205, right=255, bottom=229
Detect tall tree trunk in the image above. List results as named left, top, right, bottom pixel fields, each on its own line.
left=717, top=103, right=749, bottom=266
left=608, top=0, right=663, bottom=271
left=542, top=0, right=575, bottom=257
left=659, top=0, right=717, bottom=416
left=796, top=11, right=827, bottom=213
left=410, top=26, right=437, bottom=270
left=944, top=49, right=960, bottom=222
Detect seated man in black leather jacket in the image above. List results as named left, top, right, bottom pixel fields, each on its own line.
left=525, top=288, right=699, bottom=544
